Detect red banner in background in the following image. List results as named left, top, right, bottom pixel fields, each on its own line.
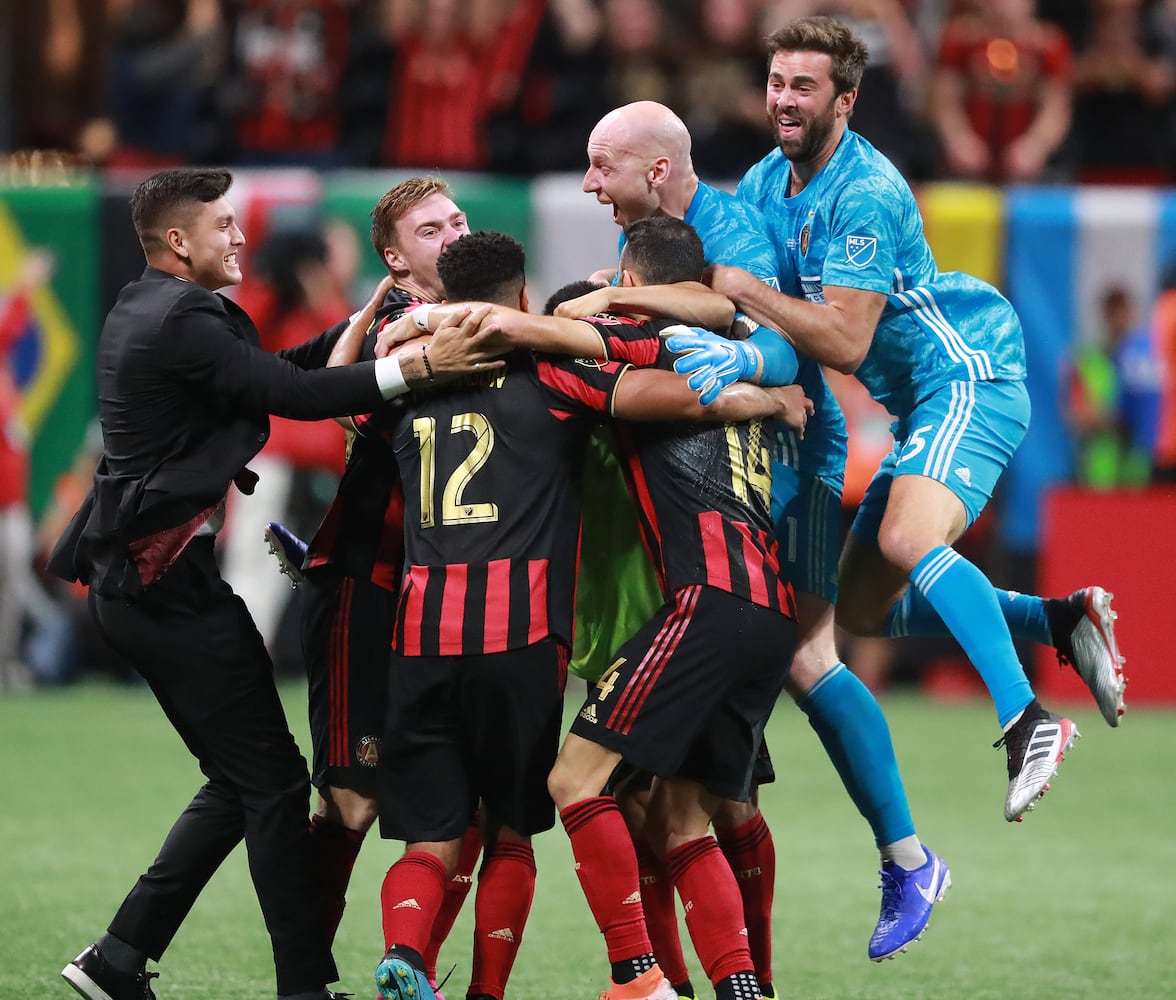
left=1036, top=486, right=1176, bottom=706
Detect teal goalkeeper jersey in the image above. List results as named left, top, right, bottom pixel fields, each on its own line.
left=737, top=131, right=1027, bottom=420
left=619, top=181, right=848, bottom=485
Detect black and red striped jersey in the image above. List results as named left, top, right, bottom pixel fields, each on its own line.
left=579, top=315, right=795, bottom=617
left=390, top=351, right=623, bottom=656
left=304, top=289, right=423, bottom=591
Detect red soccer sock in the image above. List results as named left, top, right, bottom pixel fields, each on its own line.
left=715, top=811, right=775, bottom=988
left=422, top=822, right=482, bottom=980
left=635, top=841, right=689, bottom=988
left=380, top=851, right=449, bottom=956
left=468, top=840, right=536, bottom=999
left=667, top=836, right=755, bottom=985
left=308, top=814, right=366, bottom=945
left=560, top=796, right=652, bottom=963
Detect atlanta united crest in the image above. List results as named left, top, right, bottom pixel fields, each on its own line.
left=800, top=223, right=811, bottom=256
left=356, top=736, right=381, bottom=767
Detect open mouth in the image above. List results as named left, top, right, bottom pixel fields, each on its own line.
left=777, top=117, right=801, bottom=139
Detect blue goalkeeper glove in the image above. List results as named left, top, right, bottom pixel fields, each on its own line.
left=664, top=326, right=761, bottom=405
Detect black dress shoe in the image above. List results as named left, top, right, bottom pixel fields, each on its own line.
left=61, top=944, right=158, bottom=1000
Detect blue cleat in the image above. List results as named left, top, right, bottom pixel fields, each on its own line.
left=264, top=521, right=308, bottom=589
left=868, top=845, right=951, bottom=961
left=375, top=948, right=437, bottom=1000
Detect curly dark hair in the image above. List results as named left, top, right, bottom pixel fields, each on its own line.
left=436, top=230, right=526, bottom=304
left=543, top=279, right=606, bottom=316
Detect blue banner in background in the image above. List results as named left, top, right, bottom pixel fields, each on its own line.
left=1002, top=186, right=1176, bottom=551
left=1003, top=189, right=1078, bottom=552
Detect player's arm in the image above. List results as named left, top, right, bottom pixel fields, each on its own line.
left=613, top=367, right=813, bottom=431
left=327, top=275, right=398, bottom=370
left=476, top=306, right=610, bottom=358
left=554, top=281, right=736, bottom=331
left=374, top=301, right=607, bottom=361
left=707, top=265, right=887, bottom=373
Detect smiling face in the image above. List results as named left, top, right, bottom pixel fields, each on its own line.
left=383, top=192, right=469, bottom=301
left=765, top=49, right=853, bottom=169
left=171, top=195, right=245, bottom=290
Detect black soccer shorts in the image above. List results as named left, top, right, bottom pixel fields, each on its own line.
left=569, top=584, right=796, bottom=802
left=378, top=637, right=568, bottom=843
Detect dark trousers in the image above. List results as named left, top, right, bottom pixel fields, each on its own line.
left=90, top=537, right=336, bottom=995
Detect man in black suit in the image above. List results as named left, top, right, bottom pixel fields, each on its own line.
left=49, top=167, right=487, bottom=1000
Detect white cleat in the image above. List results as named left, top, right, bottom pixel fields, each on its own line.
left=997, top=711, right=1080, bottom=822
left=1051, top=586, right=1127, bottom=727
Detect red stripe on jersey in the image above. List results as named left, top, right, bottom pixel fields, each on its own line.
left=621, top=440, right=666, bottom=592
left=537, top=359, right=615, bottom=415
left=608, top=585, right=700, bottom=735
left=400, top=567, right=428, bottom=656
left=440, top=563, right=468, bottom=652
left=527, top=559, right=550, bottom=646
left=329, top=579, right=354, bottom=766
left=485, top=559, right=511, bottom=653
left=737, top=523, right=770, bottom=607
left=593, top=316, right=661, bottom=367
left=698, top=510, right=732, bottom=592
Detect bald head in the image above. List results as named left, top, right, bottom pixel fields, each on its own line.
left=583, top=102, right=699, bottom=227
left=589, top=101, right=693, bottom=164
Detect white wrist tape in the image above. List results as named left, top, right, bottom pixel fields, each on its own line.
left=412, top=303, right=436, bottom=331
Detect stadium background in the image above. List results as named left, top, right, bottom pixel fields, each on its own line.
left=3, top=171, right=1174, bottom=701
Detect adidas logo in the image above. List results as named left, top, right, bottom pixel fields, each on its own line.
left=393, top=897, right=422, bottom=910
left=578, top=704, right=598, bottom=724
left=954, top=466, right=972, bottom=486
left=488, top=927, right=515, bottom=942
left=621, top=891, right=641, bottom=905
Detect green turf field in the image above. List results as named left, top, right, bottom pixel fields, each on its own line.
left=2, top=680, right=1172, bottom=999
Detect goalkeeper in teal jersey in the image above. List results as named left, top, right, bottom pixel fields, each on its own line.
left=566, top=98, right=949, bottom=972
left=691, top=16, right=1125, bottom=832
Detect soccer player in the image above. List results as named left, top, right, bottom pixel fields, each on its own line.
left=568, top=98, right=947, bottom=970
left=372, top=227, right=801, bottom=1000
left=274, top=177, right=487, bottom=993
left=692, top=16, right=1126, bottom=822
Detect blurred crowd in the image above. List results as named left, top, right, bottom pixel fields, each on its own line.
left=5, top=0, right=1176, bottom=184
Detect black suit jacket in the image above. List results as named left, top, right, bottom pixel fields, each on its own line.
left=48, top=266, right=384, bottom=597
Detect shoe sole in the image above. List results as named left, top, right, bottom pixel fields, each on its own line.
left=264, top=525, right=306, bottom=589
left=376, top=957, right=436, bottom=1000
left=61, top=963, right=116, bottom=1000
left=869, top=866, right=953, bottom=962
left=1077, top=588, right=1127, bottom=727
left=1005, top=719, right=1081, bottom=822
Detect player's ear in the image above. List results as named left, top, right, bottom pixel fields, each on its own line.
left=519, top=285, right=529, bottom=313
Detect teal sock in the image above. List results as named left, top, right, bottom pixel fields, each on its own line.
left=797, top=663, right=915, bottom=847
left=908, top=547, right=1033, bottom=727
left=886, top=583, right=1051, bottom=646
